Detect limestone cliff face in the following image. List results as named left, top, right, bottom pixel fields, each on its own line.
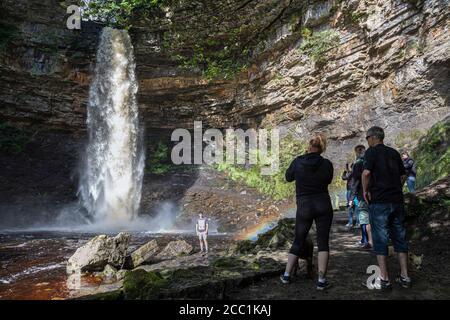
left=235, top=0, right=450, bottom=164
left=0, top=0, right=101, bottom=132
left=0, top=0, right=449, bottom=162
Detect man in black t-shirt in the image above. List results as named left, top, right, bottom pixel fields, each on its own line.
left=362, top=126, right=410, bottom=291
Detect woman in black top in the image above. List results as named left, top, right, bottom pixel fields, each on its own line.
left=280, top=134, right=334, bottom=290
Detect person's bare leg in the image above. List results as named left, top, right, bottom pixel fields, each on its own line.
left=398, top=252, right=409, bottom=278
left=284, top=253, right=299, bottom=275
left=367, top=224, right=373, bottom=247
left=204, top=238, right=209, bottom=253
left=199, top=239, right=204, bottom=253
left=318, top=251, right=329, bottom=279
left=377, top=255, right=389, bottom=280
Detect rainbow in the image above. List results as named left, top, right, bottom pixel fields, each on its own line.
left=235, top=215, right=279, bottom=241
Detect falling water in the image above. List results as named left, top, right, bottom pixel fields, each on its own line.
left=78, top=27, right=145, bottom=227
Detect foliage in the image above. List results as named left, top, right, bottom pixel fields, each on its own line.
left=215, top=132, right=307, bottom=200
left=0, top=123, right=30, bottom=154
left=0, top=21, right=19, bottom=51
left=412, top=117, right=450, bottom=188
left=168, top=25, right=252, bottom=81
left=82, top=0, right=168, bottom=28
left=300, top=27, right=312, bottom=39
left=350, top=11, right=367, bottom=23
left=394, top=129, right=424, bottom=149
left=298, top=29, right=340, bottom=64
left=82, top=0, right=291, bottom=81
left=146, top=141, right=172, bottom=174
left=330, top=168, right=347, bottom=193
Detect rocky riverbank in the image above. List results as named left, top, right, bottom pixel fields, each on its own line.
left=67, top=218, right=304, bottom=300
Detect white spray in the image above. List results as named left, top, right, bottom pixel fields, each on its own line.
left=78, top=27, right=145, bottom=228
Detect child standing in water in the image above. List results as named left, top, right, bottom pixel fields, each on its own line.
left=196, top=213, right=209, bottom=255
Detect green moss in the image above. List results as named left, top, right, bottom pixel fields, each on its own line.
left=211, top=256, right=249, bottom=269
left=0, top=123, right=30, bottom=154
left=254, top=218, right=295, bottom=249
left=117, top=258, right=284, bottom=299
left=298, top=29, right=340, bottom=64
left=235, top=218, right=297, bottom=254
left=146, top=141, right=173, bottom=174
left=122, top=269, right=167, bottom=299
left=350, top=11, right=367, bottom=23
left=300, top=27, right=312, bottom=39
left=394, top=129, right=424, bottom=148
left=235, top=240, right=255, bottom=254
left=412, top=117, right=450, bottom=188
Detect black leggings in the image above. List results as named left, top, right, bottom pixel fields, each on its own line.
left=290, top=195, right=333, bottom=256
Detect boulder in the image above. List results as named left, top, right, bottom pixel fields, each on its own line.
left=116, top=269, right=128, bottom=281
left=156, top=240, right=193, bottom=259
left=130, top=239, right=159, bottom=268
left=103, top=264, right=118, bottom=280
left=235, top=218, right=313, bottom=260
left=66, top=232, right=131, bottom=274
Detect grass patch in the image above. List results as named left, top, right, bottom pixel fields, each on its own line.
left=412, top=117, right=449, bottom=188
left=298, top=29, right=340, bottom=64
left=394, top=129, right=424, bottom=149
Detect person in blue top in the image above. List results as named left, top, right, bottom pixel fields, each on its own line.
left=401, top=150, right=416, bottom=193
left=342, top=163, right=358, bottom=228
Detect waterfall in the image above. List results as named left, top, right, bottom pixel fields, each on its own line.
left=78, top=27, right=145, bottom=227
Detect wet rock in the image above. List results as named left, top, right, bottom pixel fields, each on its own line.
left=157, top=240, right=193, bottom=259
left=130, top=239, right=159, bottom=268
left=66, top=232, right=131, bottom=274
left=123, top=269, right=168, bottom=299
left=103, top=264, right=117, bottom=280
left=119, top=255, right=285, bottom=300
left=235, top=218, right=313, bottom=260
left=116, top=270, right=128, bottom=281
left=405, top=175, right=450, bottom=218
